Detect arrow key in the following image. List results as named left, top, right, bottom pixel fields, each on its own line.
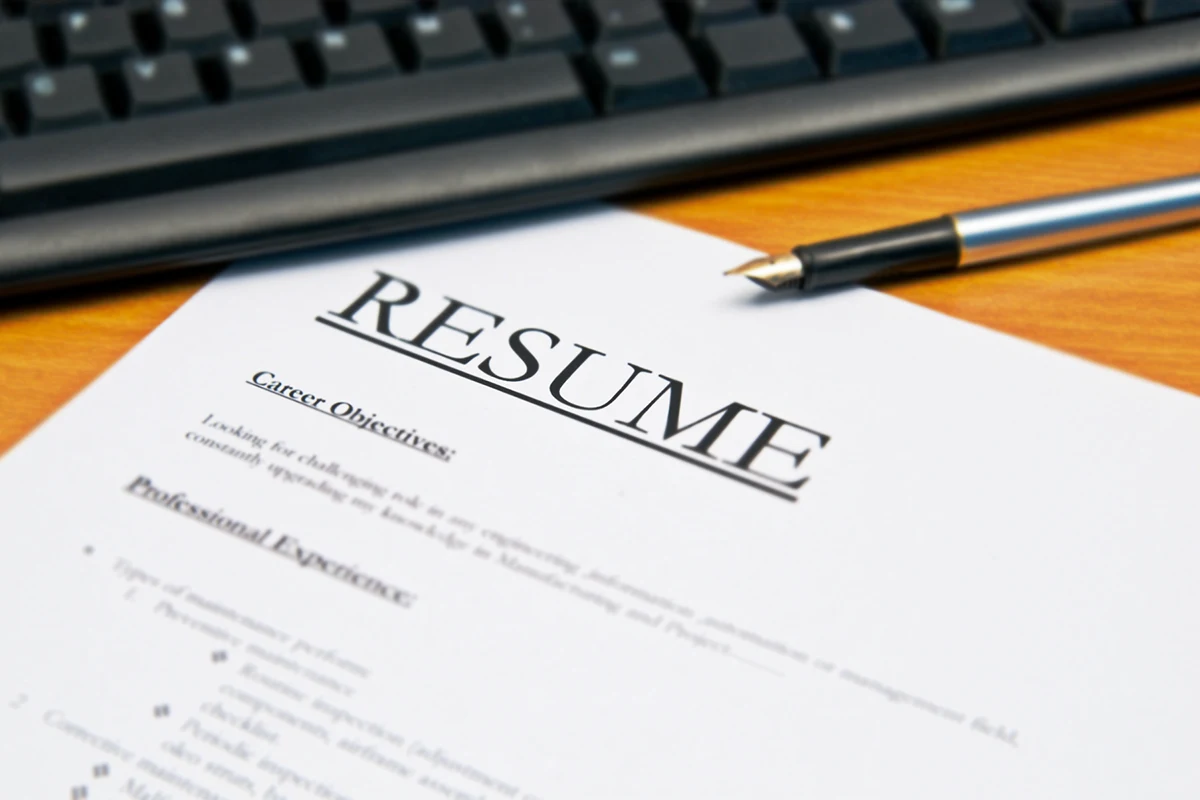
left=123, top=53, right=207, bottom=116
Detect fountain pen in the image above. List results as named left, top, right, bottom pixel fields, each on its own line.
left=726, top=172, right=1200, bottom=293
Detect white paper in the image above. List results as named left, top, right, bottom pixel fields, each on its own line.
left=2, top=207, right=1198, bottom=799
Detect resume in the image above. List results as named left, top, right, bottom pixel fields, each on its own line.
left=3, top=208, right=1198, bottom=798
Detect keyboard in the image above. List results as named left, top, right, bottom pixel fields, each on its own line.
left=1, top=0, right=1198, bottom=293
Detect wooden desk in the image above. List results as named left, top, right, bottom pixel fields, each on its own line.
left=2, top=101, right=1198, bottom=454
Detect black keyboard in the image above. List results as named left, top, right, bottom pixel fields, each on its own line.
left=1, top=0, right=1198, bottom=293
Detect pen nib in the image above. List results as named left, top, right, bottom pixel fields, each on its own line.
left=725, top=252, right=804, bottom=290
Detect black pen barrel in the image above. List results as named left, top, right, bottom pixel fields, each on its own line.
left=792, top=216, right=960, bottom=292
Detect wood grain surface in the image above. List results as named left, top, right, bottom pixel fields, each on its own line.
left=2, top=99, right=1198, bottom=455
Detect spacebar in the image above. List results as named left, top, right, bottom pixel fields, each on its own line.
left=0, top=53, right=592, bottom=214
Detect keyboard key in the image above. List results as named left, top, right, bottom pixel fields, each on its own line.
left=314, top=24, right=397, bottom=84
left=123, top=52, right=205, bottom=115
left=0, top=53, right=590, bottom=210
left=60, top=7, right=138, bottom=68
left=221, top=38, right=304, bottom=100
left=910, top=0, right=1034, bottom=57
left=1034, top=0, right=1134, bottom=34
left=246, top=0, right=326, bottom=38
left=405, top=10, right=490, bottom=69
left=590, top=32, right=706, bottom=112
left=1136, top=0, right=1200, bottom=20
left=700, top=15, right=818, bottom=94
left=583, top=0, right=668, bottom=40
left=24, top=66, right=108, bottom=132
left=809, top=0, right=928, bottom=76
left=343, top=0, right=416, bottom=24
left=155, top=0, right=238, bottom=52
left=678, top=0, right=759, bottom=35
left=495, top=0, right=583, bottom=55
left=28, top=1, right=95, bottom=23
left=0, top=20, right=41, bottom=82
